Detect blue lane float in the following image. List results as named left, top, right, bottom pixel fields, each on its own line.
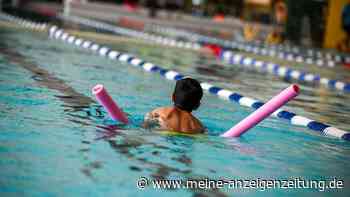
left=220, top=50, right=350, bottom=93
left=2, top=13, right=349, bottom=141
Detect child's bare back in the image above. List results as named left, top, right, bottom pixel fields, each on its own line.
left=145, top=106, right=204, bottom=134
left=144, top=78, right=205, bottom=134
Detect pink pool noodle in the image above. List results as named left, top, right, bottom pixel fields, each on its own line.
left=92, top=84, right=129, bottom=124
left=222, top=84, right=299, bottom=138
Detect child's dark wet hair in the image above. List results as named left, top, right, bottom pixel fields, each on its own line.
left=173, top=78, right=203, bottom=112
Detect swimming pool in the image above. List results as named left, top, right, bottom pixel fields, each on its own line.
left=0, top=16, right=350, bottom=197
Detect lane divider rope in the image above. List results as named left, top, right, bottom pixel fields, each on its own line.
left=58, top=14, right=201, bottom=51
left=0, top=12, right=47, bottom=31
left=146, top=24, right=348, bottom=67
left=56, top=14, right=350, bottom=94
left=149, top=24, right=350, bottom=62
left=61, top=14, right=340, bottom=68
left=220, top=50, right=350, bottom=93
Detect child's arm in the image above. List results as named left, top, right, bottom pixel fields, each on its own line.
left=193, top=116, right=207, bottom=133
left=142, top=110, right=161, bottom=129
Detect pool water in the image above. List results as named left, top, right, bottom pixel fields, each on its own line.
left=0, top=22, right=350, bottom=197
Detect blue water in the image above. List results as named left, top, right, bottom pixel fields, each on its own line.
left=0, top=23, right=350, bottom=197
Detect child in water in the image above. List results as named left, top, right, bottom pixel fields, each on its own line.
left=144, top=78, right=205, bottom=134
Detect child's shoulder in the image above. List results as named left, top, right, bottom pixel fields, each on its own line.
left=152, top=106, right=175, bottom=114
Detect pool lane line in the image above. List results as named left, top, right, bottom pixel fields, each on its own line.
left=58, top=14, right=202, bottom=52
left=148, top=24, right=347, bottom=63
left=0, top=20, right=32, bottom=29
left=55, top=14, right=350, bottom=94
left=61, top=14, right=339, bottom=69
left=3, top=13, right=349, bottom=141
left=64, top=29, right=196, bottom=51
left=46, top=25, right=349, bottom=141
left=146, top=24, right=347, bottom=67
left=220, top=51, right=350, bottom=93
left=0, top=12, right=47, bottom=32
left=0, top=13, right=151, bottom=46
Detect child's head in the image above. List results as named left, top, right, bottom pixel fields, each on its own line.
left=172, top=78, right=203, bottom=112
